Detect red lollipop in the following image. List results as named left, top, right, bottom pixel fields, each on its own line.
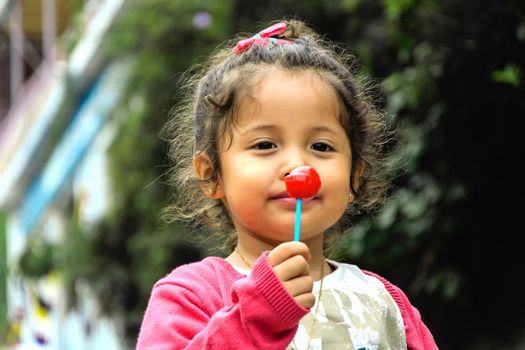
left=285, top=166, right=321, bottom=241
left=285, top=166, right=321, bottom=198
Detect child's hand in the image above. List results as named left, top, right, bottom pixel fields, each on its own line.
left=268, top=241, right=315, bottom=309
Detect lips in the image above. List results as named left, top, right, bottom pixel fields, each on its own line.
left=271, top=191, right=317, bottom=202
left=272, top=191, right=291, bottom=199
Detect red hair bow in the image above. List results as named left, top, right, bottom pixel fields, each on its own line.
left=233, top=22, right=291, bottom=54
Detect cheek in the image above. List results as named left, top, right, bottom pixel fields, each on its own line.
left=225, top=159, right=272, bottom=189
left=220, top=161, right=269, bottom=207
left=332, top=180, right=351, bottom=205
left=326, top=172, right=352, bottom=209
left=227, top=199, right=264, bottom=231
left=321, top=167, right=351, bottom=193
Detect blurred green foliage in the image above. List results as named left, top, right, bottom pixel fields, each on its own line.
left=16, top=0, right=525, bottom=348
left=491, top=63, right=522, bottom=86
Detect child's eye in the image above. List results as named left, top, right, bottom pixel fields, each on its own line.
left=253, top=141, right=277, bottom=150
left=311, top=142, right=334, bottom=152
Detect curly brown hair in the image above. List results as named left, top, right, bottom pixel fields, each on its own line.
left=160, top=19, right=395, bottom=254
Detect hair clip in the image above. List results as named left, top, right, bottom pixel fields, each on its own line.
left=233, top=22, right=291, bottom=54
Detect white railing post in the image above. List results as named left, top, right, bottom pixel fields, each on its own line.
left=9, top=0, right=24, bottom=103
left=43, top=0, right=57, bottom=60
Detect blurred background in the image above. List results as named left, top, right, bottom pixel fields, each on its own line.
left=0, top=0, right=524, bottom=349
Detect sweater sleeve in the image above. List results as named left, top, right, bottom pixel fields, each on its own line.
left=363, top=270, right=439, bottom=350
left=136, top=252, right=309, bottom=349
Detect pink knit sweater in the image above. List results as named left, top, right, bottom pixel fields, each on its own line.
left=137, top=252, right=438, bottom=349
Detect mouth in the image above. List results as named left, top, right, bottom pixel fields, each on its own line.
left=271, top=191, right=318, bottom=203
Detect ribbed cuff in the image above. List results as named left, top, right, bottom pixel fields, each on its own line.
left=251, top=251, right=309, bottom=326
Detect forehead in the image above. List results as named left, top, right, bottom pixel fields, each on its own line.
left=263, top=69, right=337, bottom=99
left=234, top=69, right=344, bottom=124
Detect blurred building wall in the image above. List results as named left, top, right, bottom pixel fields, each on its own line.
left=0, top=0, right=130, bottom=348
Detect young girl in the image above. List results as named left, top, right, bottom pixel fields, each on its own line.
left=137, top=20, right=438, bottom=349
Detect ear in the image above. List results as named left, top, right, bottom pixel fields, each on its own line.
left=351, top=160, right=365, bottom=194
left=193, top=152, right=224, bottom=199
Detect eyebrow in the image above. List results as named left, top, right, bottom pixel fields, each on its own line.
left=241, top=124, right=339, bottom=135
left=310, top=126, right=338, bottom=135
left=239, top=124, right=277, bottom=135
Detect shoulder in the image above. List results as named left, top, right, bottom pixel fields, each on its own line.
left=361, top=270, right=405, bottom=297
left=146, top=257, right=245, bottom=313
left=327, top=262, right=411, bottom=319
left=359, top=269, right=412, bottom=314
left=359, top=269, right=439, bottom=349
left=158, top=256, right=229, bottom=280
left=155, top=256, right=241, bottom=289
left=327, top=260, right=395, bottom=294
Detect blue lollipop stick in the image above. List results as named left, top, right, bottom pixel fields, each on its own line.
left=294, top=198, right=302, bottom=241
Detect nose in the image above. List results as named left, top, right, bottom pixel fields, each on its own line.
left=282, top=167, right=302, bottom=181
left=279, top=148, right=308, bottom=180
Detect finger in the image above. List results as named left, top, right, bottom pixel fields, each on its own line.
left=282, top=275, right=314, bottom=297
left=268, top=241, right=311, bottom=267
left=273, top=255, right=310, bottom=282
left=295, top=292, right=316, bottom=309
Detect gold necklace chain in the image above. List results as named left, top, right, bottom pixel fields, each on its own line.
left=236, top=248, right=252, bottom=269
left=235, top=248, right=326, bottom=350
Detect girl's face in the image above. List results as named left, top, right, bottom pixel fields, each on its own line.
left=216, top=69, right=353, bottom=246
